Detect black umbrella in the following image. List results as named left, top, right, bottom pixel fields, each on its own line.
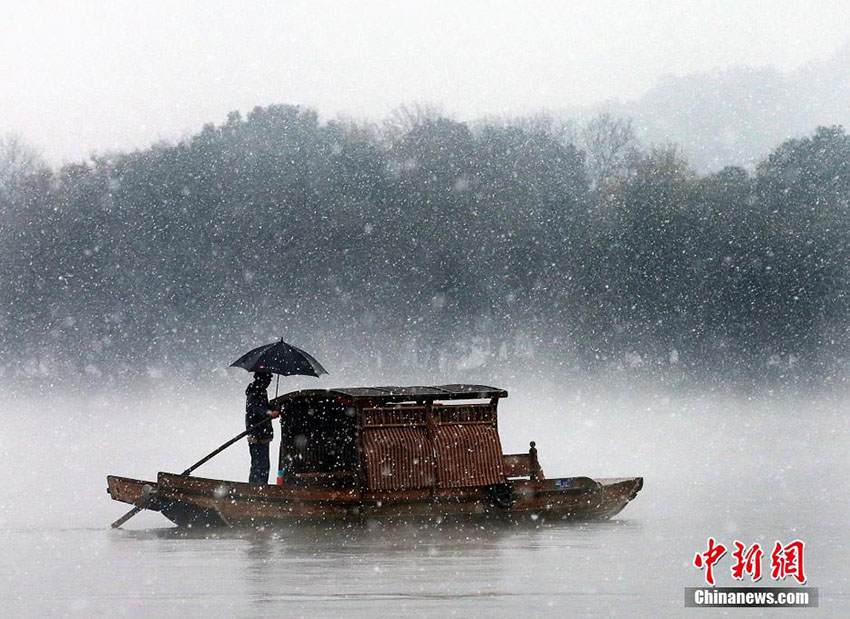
left=230, top=339, right=328, bottom=377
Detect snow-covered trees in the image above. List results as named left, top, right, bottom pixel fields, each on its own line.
left=1, top=109, right=847, bottom=382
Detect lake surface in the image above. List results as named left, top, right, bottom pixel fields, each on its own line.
left=1, top=381, right=847, bottom=616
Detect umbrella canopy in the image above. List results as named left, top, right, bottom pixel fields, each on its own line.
left=230, top=339, right=328, bottom=377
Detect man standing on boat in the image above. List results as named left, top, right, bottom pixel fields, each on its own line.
left=245, top=372, right=280, bottom=484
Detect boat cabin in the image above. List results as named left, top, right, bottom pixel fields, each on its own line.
left=271, top=384, right=528, bottom=491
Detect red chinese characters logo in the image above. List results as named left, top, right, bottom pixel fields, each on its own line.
left=693, top=538, right=807, bottom=586
left=731, top=541, right=763, bottom=581
left=693, top=537, right=727, bottom=586
left=770, top=540, right=807, bottom=584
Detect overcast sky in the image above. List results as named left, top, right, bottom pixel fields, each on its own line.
left=2, top=0, right=849, bottom=164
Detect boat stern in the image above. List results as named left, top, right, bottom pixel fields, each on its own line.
left=107, top=475, right=158, bottom=508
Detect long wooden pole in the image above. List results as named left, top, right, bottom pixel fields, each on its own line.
left=111, top=417, right=274, bottom=529
left=179, top=428, right=251, bottom=476
left=110, top=485, right=156, bottom=529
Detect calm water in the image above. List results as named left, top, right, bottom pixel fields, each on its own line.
left=1, top=382, right=848, bottom=616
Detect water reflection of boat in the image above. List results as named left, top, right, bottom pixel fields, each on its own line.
left=107, top=384, right=642, bottom=527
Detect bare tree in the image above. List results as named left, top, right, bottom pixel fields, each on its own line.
left=580, top=113, right=640, bottom=189
left=0, top=133, right=47, bottom=207
left=381, top=102, right=446, bottom=142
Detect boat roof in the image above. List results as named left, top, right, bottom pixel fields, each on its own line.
left=271, top=384, right=507, bottom=406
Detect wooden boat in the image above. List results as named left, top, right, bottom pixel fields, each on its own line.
left=107, top=384, right=642, bottom=527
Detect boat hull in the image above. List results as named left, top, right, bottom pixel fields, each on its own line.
left=107, top=473, right=643, bottom=528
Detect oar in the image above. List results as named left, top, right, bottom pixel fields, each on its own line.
left=111, top=415, right=278, bottom=529
left=110, top=484, right=156, bottom=529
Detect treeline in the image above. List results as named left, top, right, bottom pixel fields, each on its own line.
left=0, top=106, right=848, bottom=384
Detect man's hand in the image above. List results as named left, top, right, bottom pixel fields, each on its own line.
left=268, top=410, right=280, bottom=419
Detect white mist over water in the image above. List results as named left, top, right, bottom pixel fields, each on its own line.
left=1, top=378, right=847, bottom=615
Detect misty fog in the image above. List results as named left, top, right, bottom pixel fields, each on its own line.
left=2, top=378, right=847, bottom=614
left=2, top=2, right=849, bottom=616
